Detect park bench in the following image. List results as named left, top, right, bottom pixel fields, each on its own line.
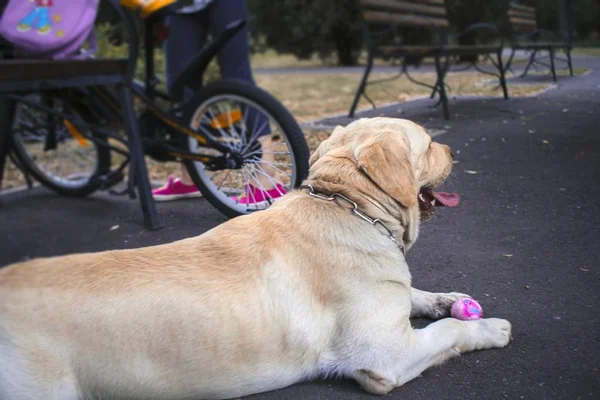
left=349, top=0, right=508, bottom=120
left=504, top=1, right=573, bottom=82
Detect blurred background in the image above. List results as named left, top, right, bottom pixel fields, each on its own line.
left=96, top=0, right=600, bottom=67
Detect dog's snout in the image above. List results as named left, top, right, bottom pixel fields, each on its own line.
left=450, top=150, right=455, bottom=159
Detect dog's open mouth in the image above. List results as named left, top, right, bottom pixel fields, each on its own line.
left=418, top=188, right=460, bottom=221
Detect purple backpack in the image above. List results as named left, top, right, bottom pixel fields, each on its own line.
left=0, top=0, right=99, bottom=59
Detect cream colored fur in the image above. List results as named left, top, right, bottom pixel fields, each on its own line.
left=0, top=117, right=511, bottom=400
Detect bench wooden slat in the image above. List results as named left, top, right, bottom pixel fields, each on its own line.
left=509, top=17, right=537, bottom=26
left=508, top=9, right=535, bottom=20
left=360, top=0, right=446, bottom=17
left=511, top=3, right=535, bottom=13
left=364, top=10, right=449, bottom=27
left=513, top=41, right=567, bottom=48
left=420, top=0, right=445, bottom=5
left=378, top=44, right=501, bottom=56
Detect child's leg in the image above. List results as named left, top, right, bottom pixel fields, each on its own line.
left=208, top=0, right=254, bottom=83
left=164, top=12, right=209, bottom=96
left=180, top=164, right=194, bottom=185
left=209, top=1, right=281, bottom=190
left=153, top=12, right=210, bottom=198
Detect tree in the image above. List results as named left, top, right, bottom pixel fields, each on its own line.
left=248, top=0, right=363, bottom=66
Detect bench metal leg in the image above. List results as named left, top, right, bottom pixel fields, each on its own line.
left=497, top=50, right=509, bottom=100
left=521, top=50, right=537, bottom=78
left=348, top=55, right=374, bottom=118
left=430, top=55, right=451, bottom=100
left=0, top=99, right=16, bottom=191
left=117, top=85, right=161, bottom=230
left=505, top=48, right=517, bottom=76
left=434, top=56, right=449, bottom=120
left=429, top=81, right=438, bottom=99
left=548, top=47, right=557, bottom=82
left=566, top=47, right=574, bottom=76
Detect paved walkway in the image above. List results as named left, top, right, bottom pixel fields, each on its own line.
left=1, top=57, right=599, bottom=400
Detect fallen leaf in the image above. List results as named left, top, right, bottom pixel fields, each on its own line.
left=464, top=170, right=479, bottom=174
left=503, top=254, right=514, bottom=257
left=562, top=108, right=569, bottom=112
left=542, top=140, right=554, bottom=149
left=528, top=129, right=536, bottom=133
left=110, top=225, right=120, bottom=231
left=580, top=268, right=589, bottom=272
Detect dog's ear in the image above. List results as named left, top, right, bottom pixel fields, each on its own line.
left=309, top=125, right=344, bottom=167
left=352, top=132, right=417, bottom=208
left=309, top=146, right=322, bottom=167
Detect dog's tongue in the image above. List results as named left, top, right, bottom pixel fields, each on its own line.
left=432, top=191, right=460, bottom=207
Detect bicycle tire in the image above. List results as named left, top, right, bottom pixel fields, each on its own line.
left=11, top=94, right=111, bottom=197
left=180, top=79, right=310, bottom=218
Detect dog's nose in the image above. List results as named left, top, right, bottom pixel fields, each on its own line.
left=450, top=150, right=455, bottom=159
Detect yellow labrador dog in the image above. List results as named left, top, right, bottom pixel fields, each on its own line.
left=0, top=117, right=511, bottom=400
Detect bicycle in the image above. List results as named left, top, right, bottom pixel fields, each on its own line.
left=2, top=0, right=310, bottom=219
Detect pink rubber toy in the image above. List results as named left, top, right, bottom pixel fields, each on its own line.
left=451, top=298, right=483, bottom=320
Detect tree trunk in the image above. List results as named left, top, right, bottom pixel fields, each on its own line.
left=336, top=43, right=358, bottom=66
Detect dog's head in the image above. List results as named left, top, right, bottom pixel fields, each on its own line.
left=306, top=117, right=458, bottom=248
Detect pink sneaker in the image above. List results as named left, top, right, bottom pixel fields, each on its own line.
left=152, top=175, right=201, bottom=201
left=231, top=184, right=286, bottom=207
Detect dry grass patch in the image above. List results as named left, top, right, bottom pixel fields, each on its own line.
left=256, top=71, right=549, bottom=122
left=572, top=48, right=600, bottom=57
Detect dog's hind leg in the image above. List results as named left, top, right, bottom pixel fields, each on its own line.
left=0, top=339, right=80, bottom=400
left=0, top=370, right=79, bottom=400
left=352, top=318, right=512, bottom=396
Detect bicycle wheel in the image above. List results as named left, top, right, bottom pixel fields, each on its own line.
left=11, top=93, right=110, bottom=197
left=181, top=79, right=310, bottom=218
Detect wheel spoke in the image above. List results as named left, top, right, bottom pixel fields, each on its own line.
left=246, top=158, right=292, bottom=178
left=249, top=162, right=287, bottom=195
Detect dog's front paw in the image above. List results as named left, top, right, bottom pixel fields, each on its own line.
left=427, top=292, right=471, bottom=319
left=471, top=318, right=512, bottom=350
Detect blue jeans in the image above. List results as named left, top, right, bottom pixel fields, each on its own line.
left=165, top=0, right=254, bottom=93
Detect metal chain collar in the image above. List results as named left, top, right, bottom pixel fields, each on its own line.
left=300, top=184, right=405, bottom=255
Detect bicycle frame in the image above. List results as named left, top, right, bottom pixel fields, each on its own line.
left=85, top=8, right=248, bottom=164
